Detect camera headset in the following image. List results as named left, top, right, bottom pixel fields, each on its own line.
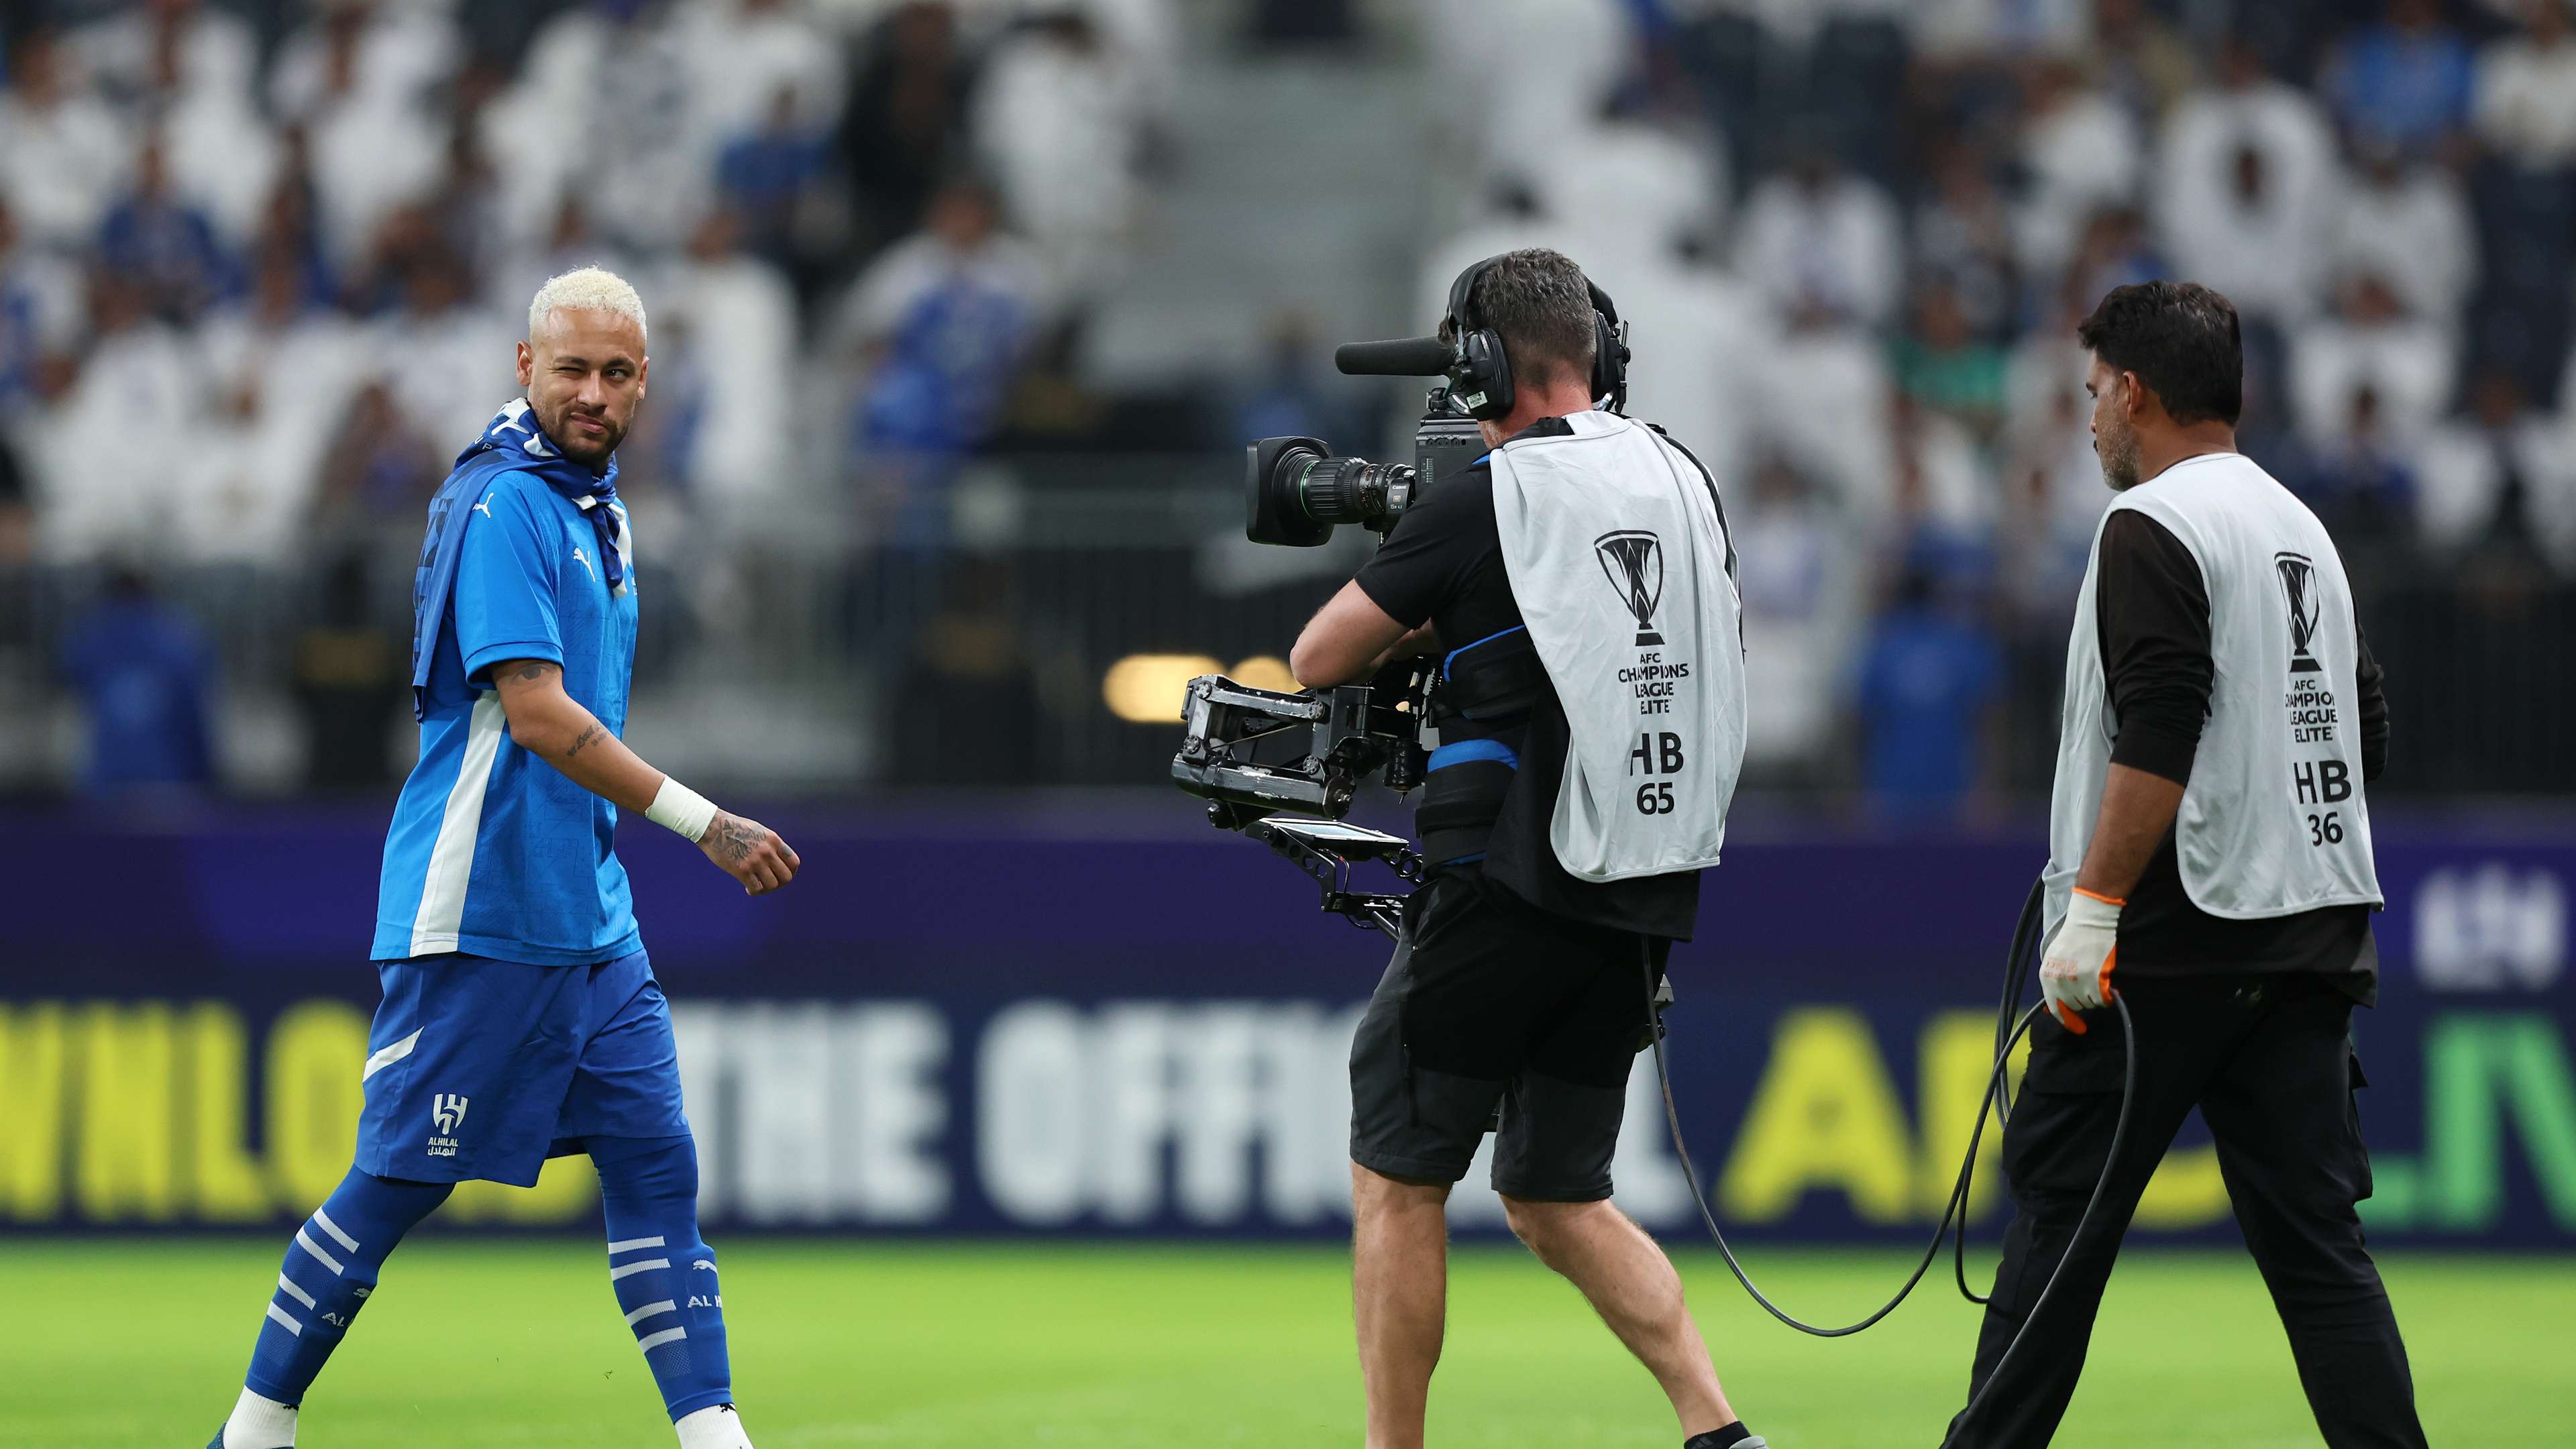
left=1442, top=254, right=1632, bottom=421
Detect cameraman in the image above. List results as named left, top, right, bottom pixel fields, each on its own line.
left=1291, top=249, right=1759, bottom=1449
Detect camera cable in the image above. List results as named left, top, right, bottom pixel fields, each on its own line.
left=1641, top=879, right=2138, bottom=1439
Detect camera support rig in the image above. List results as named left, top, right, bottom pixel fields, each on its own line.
left=1171, top=663, right=1434, bottom=935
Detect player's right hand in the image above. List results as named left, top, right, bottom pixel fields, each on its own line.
left=698, top=810, right=802, bottom=896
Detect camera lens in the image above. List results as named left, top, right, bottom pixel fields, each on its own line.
left=1293, top=455, right=1386, bottom=525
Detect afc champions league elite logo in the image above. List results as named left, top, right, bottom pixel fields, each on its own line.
left=2275, top=551, right=2323, bottom=674
left=1595, top=530, right=1664, bottom=647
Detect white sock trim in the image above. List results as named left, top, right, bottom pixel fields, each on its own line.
left=674, top=1403, right=750, bottom=1449
left=225, top=1386, right=297, bottom=1448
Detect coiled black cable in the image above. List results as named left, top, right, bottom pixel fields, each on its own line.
left=1644, top=878, right=2138, bottom=1442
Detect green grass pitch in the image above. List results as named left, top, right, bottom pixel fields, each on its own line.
left=15, top=1239, right=2571, bottom=1446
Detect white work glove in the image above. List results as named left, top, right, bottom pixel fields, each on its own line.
left=2040, top=888, right=2123, bottom=1034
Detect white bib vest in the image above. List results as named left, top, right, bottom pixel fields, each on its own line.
left=1487, top=411, right=1748, bottom=881
left=2045, top=452, right=2382, bottom=938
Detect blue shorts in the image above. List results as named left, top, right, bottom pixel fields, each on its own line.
left=355, top=949, right=690, bottom=1187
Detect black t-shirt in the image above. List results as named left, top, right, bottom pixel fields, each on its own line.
left=1353, top=417, right=1701, bottom=941
left=2095, top=508, right=2385, bottom=996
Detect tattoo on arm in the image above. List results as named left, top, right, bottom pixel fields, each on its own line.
left=506, top=661, right=558, bottom=684
left=565, top=724, right=602, bottom=758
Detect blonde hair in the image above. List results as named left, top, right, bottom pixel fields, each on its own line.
left=527, top=265, right=647, bottom=343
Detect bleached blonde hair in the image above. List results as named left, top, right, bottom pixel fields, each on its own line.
left=527, top=266, right=647, bottom=343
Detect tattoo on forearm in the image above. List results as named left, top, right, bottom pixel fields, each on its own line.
left=507, top=661, right=557, bottom=684
left=710, top=816, right=758, bottom=864
left=566, top=724, right=601, bottom=758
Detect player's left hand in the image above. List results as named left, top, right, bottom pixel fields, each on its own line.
left=2040, top=888, right=2122, bottom=1034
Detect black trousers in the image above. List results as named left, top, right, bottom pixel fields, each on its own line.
left=1945, top=973, right=2427, bottom=1448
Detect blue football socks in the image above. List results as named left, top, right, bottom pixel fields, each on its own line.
left=241, top=1169, right=453, bottom=1411
left=592, top=1134, right=735, bottom=1421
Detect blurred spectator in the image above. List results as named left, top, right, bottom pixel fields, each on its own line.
left=0, top=196, right=84, bottom=419
left=833, top=178, right=1049, bottom=458
left=288, top=3, right=447, bottom=274
left=314, top=380, right=443, bottom=537
left=2014, top=58, right=2143, bottom=288
left=500, top=193, right=639, bottom=332
left=370, top=246, right=515, bottom=453
left=2082, top=0, right=2199, bottom=125
left=291, top=551, right=403, bottom=790
left=58, top=566, right=214, bottom=794
left=268, top=0, right=460, bottom=126
left=498, top=0, right=706, bottom=253
left=1911, top=144, right=2020, bottom=341
left=1854, top=566, right=2002, bottom=825
left=76, top=0, right=259, bottom=115
left=27, top=272, right=201, bottom=563
left=2055, top=206, right=2163, bottom=325
left=0, top=27, right=131, bottom=251
left=679, top=0, right=844, bottom=164
left=197, top=244, right=368, bottom=551
left=717, top=86, right=835, bottom=276
left=656, top=210, right=800, bottom=510
left=1735, top=147, right=1903, bottom=331
left=974, top=7, right=1146, bottom=297
left=1232, top=312, right=1360, bottom=448
left=2291, top=271, right=2458, bottom=449
left=2298, top=384, right=2420, bottom=551
left=83, top=0, right=274, bottom=245
left=2473, top=0, right=2576, bottom=170
left=1732, top=453, right=1858, bottom=781
left=2331, top=142, right=2478, bottom=327
left=2160, top=140, right=2329, bottom=329
left=838, top=2, right=977, bottom=254
left=1888, top=390, right=1999, bottom=551
left=2418, top=368, right=2576, bottom=570
left=1428, top=0, right=1628, bottom=173
left=1892, top=278, right=2008, bottom=436
left=99, top=132, right=236, bottom=325
left=2320, top=0, right=2475, bottom=159
left=2155, top=37, right=2337, bottom=324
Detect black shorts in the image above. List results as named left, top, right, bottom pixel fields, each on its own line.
left=1348, top=867, right=1669, bottom=1202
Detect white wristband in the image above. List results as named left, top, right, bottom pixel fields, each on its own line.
left=646, top=777, right=718, bottom=843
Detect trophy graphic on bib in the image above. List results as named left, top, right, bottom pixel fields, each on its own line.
left=2275, top=551, right=2323, bottom=674
left=1595, top=530, right=1664, bottom=647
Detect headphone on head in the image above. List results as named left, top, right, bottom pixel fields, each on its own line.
left=1442, top=254, right=1631, bottom=423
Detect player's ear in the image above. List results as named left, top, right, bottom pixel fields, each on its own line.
left=515, top=340, right=535, bottom=390
left=635, top=354, right=647, bottom=402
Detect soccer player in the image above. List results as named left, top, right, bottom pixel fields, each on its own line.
left=208, top=268, right=799, bottom=1449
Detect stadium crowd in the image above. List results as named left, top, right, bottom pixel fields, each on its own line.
left=3, top=0, right=2573, bottom=810
left=1428, top=0, right=2576, bottom=812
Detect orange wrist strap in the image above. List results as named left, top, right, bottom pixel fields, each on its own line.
left=2072, top=887, right=2127, bottom=908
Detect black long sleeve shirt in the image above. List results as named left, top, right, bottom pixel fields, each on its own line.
left=2093, top=511, right=2384, bottom=993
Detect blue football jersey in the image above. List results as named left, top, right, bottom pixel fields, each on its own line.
left=373, top=467, right=642, bottom=964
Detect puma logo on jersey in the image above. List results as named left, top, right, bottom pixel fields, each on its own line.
left=692, top=1259, right=716, bottom=1271
left=573, top=546, right=596, bottom=582
left=474, top=494, right=494, bottom=519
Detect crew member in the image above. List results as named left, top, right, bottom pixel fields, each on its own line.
left=1291, top=248, right=1760, bottom=1449
left=1945, top=281, right=2426, bottom=1447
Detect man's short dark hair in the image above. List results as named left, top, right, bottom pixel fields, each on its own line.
left=1441, top=248, right=1597, bottom=391
left=2076, top=280, right=2244, bottom=426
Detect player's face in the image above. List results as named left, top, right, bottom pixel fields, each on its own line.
left=515, top=308, right=647, bottom=470
left=2084, top=352, right=2141, bottom=491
